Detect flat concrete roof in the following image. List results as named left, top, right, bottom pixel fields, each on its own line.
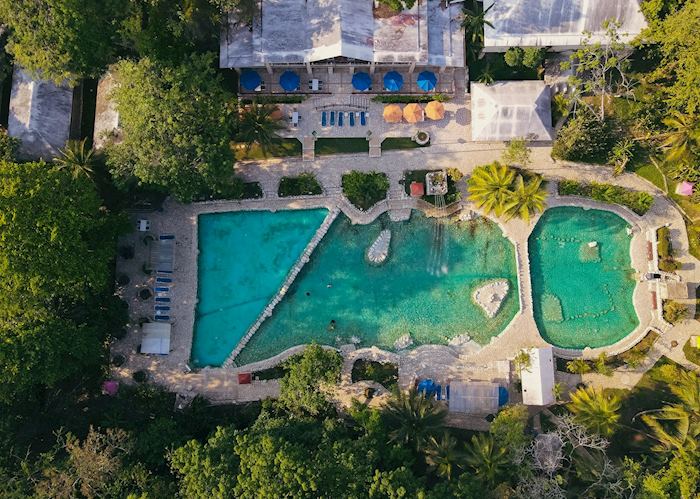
left=483, top=0, right=647, bottom=51
left=8, top=67, right=73, bottom=160
left=220, top=0, right=464, bottom=68
left=521, top=347, right=555, bottom=406
left=471, top=81, right=553, bottom=142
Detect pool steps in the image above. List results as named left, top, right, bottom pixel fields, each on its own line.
left=224, top=206, right=341, bottom=366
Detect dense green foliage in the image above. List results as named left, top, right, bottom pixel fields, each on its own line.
left=0, top=0, right=127, bottom=83
left=342, top=171, right=390, bottom=210
left=552, top=109, right=617, bottom=163
left=657, top=226, right=682, bottom=271
left=468, top=162, right=547, bottom=221
left=558, top=179, right=655, bottom=215
left=278, top=173, right=323, bottom=197
left=372, top=94, right=450, bottom=104
left=0, top=128, right=20, bottom=162
left=351, top=360, right=399, bottom=390
left=106, top=54, right=237, bottom=202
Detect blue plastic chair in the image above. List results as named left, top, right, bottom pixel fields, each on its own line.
left=330, top=111, right=335, bottom=126
left=154, top=315, right=170, bottom=322
left=155, top=297, right=170, bottom=303
left=321, top=111, right=327, bottom=127
left=338, top=112, right=344, bottom=127
left=349, top=112, right=355, bottom=126
left=155, top=286, right=170, bottom=293
left=156, top=277, right=172, bottom=284
left=155, top=305, right=170, bottom=311
left=360, top=111, right=366, bottom=126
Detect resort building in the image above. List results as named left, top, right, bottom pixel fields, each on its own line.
left=8, top=67, right=74, bottom=159
left=471, top=81, right=553, bottom=141
left=520, top=347, right=555, bottom=406
left=482, top=0, right=648, bottom=52
left=220, top=0, right=465, bottom=94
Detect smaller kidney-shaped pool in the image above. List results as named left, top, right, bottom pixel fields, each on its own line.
left=529, top=206, right=640, bottom=349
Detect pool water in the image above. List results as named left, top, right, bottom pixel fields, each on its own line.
left=529, top=206, right=639, bottom=349
left=191, top=209, right=328, bottom=366
left=234, top=211, right=519, bottom=365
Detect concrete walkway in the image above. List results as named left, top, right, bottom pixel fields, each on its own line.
left=111, top=143, right=700, bottom=403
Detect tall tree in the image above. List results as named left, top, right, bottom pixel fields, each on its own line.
left=383, top=388, right=447, bottom=454
left=567, top=387, right=621, bottom=437
left=463, top=433, right=509, bottom=487
left=461, top=0, right=494, bottom=60
left=424, top=432, right=463, bottom=480
left=106, top=53, right=237, bottom=202
left=659, top=111, right=700, bottom=165
left=54, top=139, right=96, bottom=180
left=467, top=162, right=516, bottom=217
left=236, top=104, right=285, bottom=153
left=503, top=175, right=547, bottom=222
left=0, top=0, right=127, bottom=83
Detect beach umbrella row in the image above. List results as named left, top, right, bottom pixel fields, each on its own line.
left=383, top=101, right=445, bottom=123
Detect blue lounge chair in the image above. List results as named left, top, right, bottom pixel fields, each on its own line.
left=349, top=112, right=355, bottom=126
left=321, top=111, right=327, bottom=127
left=155, top=286, right=170, bottom=293
left=160, top=234, right=175, bottom=240
left=436, top=384, right=442, bottom=400
left=360, top=111, right=366, bottom=126
left=338, top=112, right=344, bottom=127
left=155, top=297, right=170, bottom=303
left=156, top=277, right=172, bottom=284
left=330, top=111, right=335, bottom=126
left=446, top=385, right=450, bottom=401
left=154, top=315, right=170, bottom=322
left=155, top=305, right=170, bottom=311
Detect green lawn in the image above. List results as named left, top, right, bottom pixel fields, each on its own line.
left=633, top=163, right=666, bottom=191
left=234, top=139, right=302, bottom=160
left=315, top=138, right=369, bottom=155
left=382, top=137, right=425, bottom=151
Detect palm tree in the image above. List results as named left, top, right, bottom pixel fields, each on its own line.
left=502, top=175, right=547, bottom=222
left=467, top=162, right=516, bottom=217
left=54, top=139, right=95, bottom=179
left=567, top=387, right=621, bottom=437
left=383, top=388, right=447, bottom=453
left=660, top=111, right=700, bottom=164
left=236, top=103, right=284, bottom=153
left=463, top=433, right=508, bottom=486
left=641, top=370, right=700, bottom=453
left=425, top=432, right=464, bottom=480
left=608, top=138, right=635, bottom=176
left=462, top=0, right=494, bottom=58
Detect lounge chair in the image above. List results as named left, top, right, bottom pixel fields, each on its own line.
left=321, top=111, right=327, bottom=127
left=330, top=111, right=335, bottom=126
left=154, top=315, right=170, bottom=322
left=349, top=112, right=355, bottom=126
left=155, top=305, right=170, bottom=311
left=156, top=277, right=172, bottom=284
left=338, top=112, right=344, bottom=127
left=155, top=286, right=170, bottom=293
left=155, top=297, right=170, bottom=303
left=360, top=111, right=366, bottom=126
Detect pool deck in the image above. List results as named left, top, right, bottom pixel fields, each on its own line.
left=112, top=146, right=700, bottom=403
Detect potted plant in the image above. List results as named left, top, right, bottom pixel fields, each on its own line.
left=413, top=131, right=430, bottom=146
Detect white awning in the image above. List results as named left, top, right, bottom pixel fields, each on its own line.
left=449, top=381, right=500, bottom=414
left=521, top=347, right=555, bottom=406
left=141, top=322, right=171, bottom=355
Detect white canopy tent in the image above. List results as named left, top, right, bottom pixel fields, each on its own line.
left=449, top=381, right=500, bottom=414
left=471, top=81, right=553, bottom=142
left=141, top=322, right=171, bottom=355
left=521, top=347, right=555, bottom=406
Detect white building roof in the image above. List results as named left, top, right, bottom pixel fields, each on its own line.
left=8, top=67, right=73, bottom=159
left=521, top=347, right=555, bottom=406
left=483, top=0, right=647, bottom=52
left=141, top=322, right=171, bottom=355
left=471, top=81, right=553, bottom=141
left=220, top=0, right=464, bottom=68
left=449, top=381, right=500, bottom=414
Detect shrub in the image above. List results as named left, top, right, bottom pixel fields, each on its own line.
left=116, top=274, right=130, bottom=286
left=594, top=353, right=613, bottom=376
left=239, top=95, right=305, bottom=105
left=278, top=173, right=322, bottom=197
left=522, top=47, right=546, bottom=68
left=133, top=370, right=148, bottom=383
left=504, top=47, right=524, bottom=67
left=657, top=226, right=682, bottom=272
left=552, top=94, right=571, bottom=123
left=663, top=300, right=688, bottom=324
left=342, top=171, right=389, bottom=210
left=0, top=127, right=20, bottom=161
left=566, top=358, right=591, bottom=374
left=552, top=110, right=616, bottom=163
left=351, top=360, right=398, bottom=390
left=111, top=354, right=126, bottom=367
left=119, top=245, right=135, bottom=259
left=372, top=94, right=450, bottom=104
left=501, top=137, right=531, bottom=167
left=446, top=168, right=463, bottom=182
left=557, top=180, right=654, bottom=215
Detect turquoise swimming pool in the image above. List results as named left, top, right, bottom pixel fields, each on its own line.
left=191, top=209, right=328, bottom=367
left=529, top=206, right=639, bottom=349
left=234, top=211, right=519, bottom=366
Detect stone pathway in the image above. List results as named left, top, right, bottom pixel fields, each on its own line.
left=111, top=142, right=700, bottom=404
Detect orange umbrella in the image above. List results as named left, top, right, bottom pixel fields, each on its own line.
left=425, top=100, right=445, bottom=120
left=403, top=103, right=424, bottom=123
left=269, top=106, right=283, bottom=120
left=383, top=104, right=403, bottom=123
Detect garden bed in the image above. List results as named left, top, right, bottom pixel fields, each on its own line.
left=315, top=138, right=369, bottom=155
left=555, top=330, right=659, bottom=372
left=558, top=179, right=654, bottom=215
left=372, top=94, right=449, bottom=104
left=234, top=139, right=301, bottom=160
left=657, top=226, right=681, bottom=272
left=278, top=173, right=322, bottom=197
left=403, top=169, right=461, bottom=205
left=341, top=171, right=389, bottom=210
left=382, top=137, right=425, bottom=150
left=351, top=360, right=398, bottom=390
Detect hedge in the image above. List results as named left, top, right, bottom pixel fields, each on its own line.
left=278, top=173, right=323, bottom=197
left=558, top=180, right=654, bottom=215
left=372, top=94, right=450, bottom=104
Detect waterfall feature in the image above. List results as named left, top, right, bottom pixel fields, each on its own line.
left=427, top=194, right=449, bottom=276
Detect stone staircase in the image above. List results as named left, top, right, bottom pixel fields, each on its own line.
left=224, top=206, right=341, bottom=366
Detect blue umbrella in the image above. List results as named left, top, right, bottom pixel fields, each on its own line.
left=351, top=72, right=372, bottom=91
left=383, top=71, right=403, bottom=92
left=240, top=70, right=261, bottom=91
left=279, top=70, right=300, bottom=91
left=417, top=71, right=437, bottom=91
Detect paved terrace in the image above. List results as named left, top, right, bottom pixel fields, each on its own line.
left=112, top=146, right=700, bottom=403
